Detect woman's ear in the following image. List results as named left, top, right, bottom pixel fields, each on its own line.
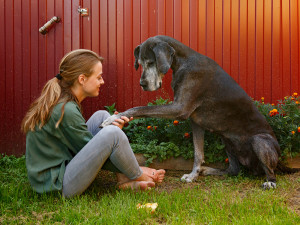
left=78, top=74, right=86, bottom=85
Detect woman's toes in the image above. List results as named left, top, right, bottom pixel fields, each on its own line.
left=119, top=181, right=155, bottom=191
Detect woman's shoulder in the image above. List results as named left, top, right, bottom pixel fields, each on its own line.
left=54, top=101, right=80, bottom=113
left=52, top=101, right=84, bottom=124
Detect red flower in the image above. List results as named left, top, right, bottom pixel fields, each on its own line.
left=225, top=158, right=229, bottom=163
left=269, top=109, right=279, bottom=117
left=147, top=126, right=152, bottom=130
left=173, top=120, right=179, bottom=125
left=298, top=127, right=300, bottom=133
left=154, top=126, right=158, bottom=130
left=184, top=133, right=190, bottom=138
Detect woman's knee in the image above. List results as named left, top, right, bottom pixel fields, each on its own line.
left=100, top=125, right=128, bottom=142
left=92, top=110, right=110, bottom=121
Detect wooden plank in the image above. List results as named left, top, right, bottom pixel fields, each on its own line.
left=116, top=0, right=125, bottom=111
left=30, top=0, right=39, bottom=101
left=222, top=0, right=230, bottom=74
left=255, top=0, right=264, bottom=99
left=174, top=0, right=182, bottom=41
left=214, top=0, right=223, bottom=67
left=198, top=0, right=206, bottom=54
left=124, top=0, right=133, bottom=109
left=5, top=0, right=14, bottom=149
left=181, top=0, right=189, bottom=46
left=239, top=0, right=248, bottom=92
left=189, top=0, right=198, bottom=51
left=290, top=0, right=299, bottom=94
left=247, top=0, right=256, bottom=99
left=13, top=0, right=23, bottom=137
left=46, top=0, right=55, bottom=80
left=38, top=0, right=47, bottom=91
left=271, top=0, right=282, bottom=102
left=54, top=0, right=64, bottom=72
left=231, top=0, right=239, bottom=83
left=282, top=0, right=291, bottom=97
left=22, top=0, right=31, bottom=126
left=133, top=0, right=141, bottom=107
left=206, top=0, right=215, bottom=60
left=165, top=0, right=174, bottom=37
left=0, top=0, right=6, bottom=150
left=63, top=0, right=72, bottom=54
left=91, top=0, right=100, bottom=54
left=157, top=0, right=165, bottom=35
left=99, top=0, right=109, bottom=109
left=72, top=0, right=80, bottom=50
left=263, top=0, right=272, bottom=102
left=108, top=0, right=117, bottom=108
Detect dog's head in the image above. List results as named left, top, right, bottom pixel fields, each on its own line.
left=134, top=37, right=175, bottom=91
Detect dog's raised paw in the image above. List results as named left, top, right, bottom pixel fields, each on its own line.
left=262, top=181, right=276, bottom=190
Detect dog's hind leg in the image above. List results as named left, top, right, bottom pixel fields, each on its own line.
left=200, top=143, right=239, bottom=176
left=181, top=122, right=205, bottom=182
left=251, top=134, right=279, bottom=189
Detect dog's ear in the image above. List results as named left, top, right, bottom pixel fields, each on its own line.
left=134, top=45, right=140, bottom=70
left=152, top=42, right=175, bottom=74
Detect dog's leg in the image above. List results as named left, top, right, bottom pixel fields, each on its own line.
left=181, top=122, right=205, bottom=182
left=251, top=134, right=279, bottom=189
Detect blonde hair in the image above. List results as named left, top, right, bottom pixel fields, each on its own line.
left=21, top=49, right=104, bottom=133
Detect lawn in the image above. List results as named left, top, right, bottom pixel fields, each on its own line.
left=1, top=155, right=300, bottom=224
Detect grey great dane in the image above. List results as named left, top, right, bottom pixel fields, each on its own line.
left=101, top=35, right=282, bottom=189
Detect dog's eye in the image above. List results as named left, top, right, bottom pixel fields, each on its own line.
left=147, top=61, right=154, bottom=66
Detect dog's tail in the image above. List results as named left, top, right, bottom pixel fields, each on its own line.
left=276, top=161, right=300, bottom=174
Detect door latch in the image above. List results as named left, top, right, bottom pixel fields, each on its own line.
left=78, top=6, right=89, bottom=17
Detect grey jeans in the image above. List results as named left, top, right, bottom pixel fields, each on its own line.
left=62, top=110, right=142, bottom=198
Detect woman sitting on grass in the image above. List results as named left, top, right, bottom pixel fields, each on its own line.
left=21, top=49, right=165, bottom=198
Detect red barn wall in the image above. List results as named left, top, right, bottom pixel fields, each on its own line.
left=1, top=0, right=299, bottom=155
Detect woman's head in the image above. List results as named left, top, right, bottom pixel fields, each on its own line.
left=21, top=49, right=104, bottom=133
left=58, top=49, right=104, bottom=90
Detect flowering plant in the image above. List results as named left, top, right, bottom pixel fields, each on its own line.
left=254, top=93, right=300, bottom=160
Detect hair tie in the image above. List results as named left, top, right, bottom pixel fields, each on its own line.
left=55, top=73, right=63, bottom=80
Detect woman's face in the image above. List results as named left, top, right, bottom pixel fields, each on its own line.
left=83, top=61, right=104, bottom=97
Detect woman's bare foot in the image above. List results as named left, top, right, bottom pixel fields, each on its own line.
left=116, top=168, right=166, bottom=185
left=118, top=181, right=155, bottom=191
left=140, top=167, right=165, bottom=183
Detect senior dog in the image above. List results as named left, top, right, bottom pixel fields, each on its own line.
left=102, top=35, right=291, bottom=189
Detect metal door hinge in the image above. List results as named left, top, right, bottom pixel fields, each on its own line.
left=78, top=6, right=89, bottom=17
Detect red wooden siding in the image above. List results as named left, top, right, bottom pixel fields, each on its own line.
left=1, top=0, right=300, bottom=155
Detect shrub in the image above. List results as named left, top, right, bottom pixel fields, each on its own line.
left=106, top=94, right=300, bottom=165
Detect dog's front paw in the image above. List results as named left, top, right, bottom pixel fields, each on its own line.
left=180, top=173, right=198, bottom=183
left=262, top=181, right=276, bottom=190
left=100, top=114, right=121, bottom=127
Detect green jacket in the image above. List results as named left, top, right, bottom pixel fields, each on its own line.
left=25, top=101, right=93, bottom=193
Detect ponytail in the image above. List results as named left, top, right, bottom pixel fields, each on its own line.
left=21, top=78, right=61, bottom=133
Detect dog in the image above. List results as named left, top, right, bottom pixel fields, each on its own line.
left=101, top=35, right=283, bottom=189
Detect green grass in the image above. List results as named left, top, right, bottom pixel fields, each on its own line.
left=1, top=155, right=300, bottom=224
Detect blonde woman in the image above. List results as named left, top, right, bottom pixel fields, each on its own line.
left=21, top=49, right=165, bottom=198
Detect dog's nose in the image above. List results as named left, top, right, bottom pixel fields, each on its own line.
left=140, top=80, right=147, bottom=88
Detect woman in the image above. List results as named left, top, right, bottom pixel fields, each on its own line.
left=21, top=49, right=165, bottom=198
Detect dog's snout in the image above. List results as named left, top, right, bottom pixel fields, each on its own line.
left=140, top=80, right=147, bottom=88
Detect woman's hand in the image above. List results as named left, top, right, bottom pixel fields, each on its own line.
left=112, top=111, right=133, bottom=129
